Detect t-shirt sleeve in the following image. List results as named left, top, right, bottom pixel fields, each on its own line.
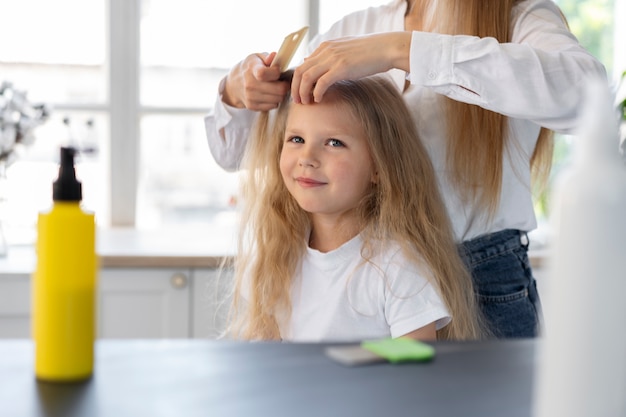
left=383, top=250, right=451, bottom=338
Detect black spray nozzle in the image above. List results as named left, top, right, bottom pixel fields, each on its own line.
left=52, top=147, right=82, bottom=202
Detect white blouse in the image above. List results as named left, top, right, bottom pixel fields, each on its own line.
left=204, top=0, right=606, bottom=241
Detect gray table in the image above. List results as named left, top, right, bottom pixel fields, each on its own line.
left=0, top=339, right=537, bottom=417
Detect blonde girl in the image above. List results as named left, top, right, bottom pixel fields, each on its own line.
left=228, top=76, right=485, bottom=341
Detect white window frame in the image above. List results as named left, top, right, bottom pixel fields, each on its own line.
left=109, top=0, right=140, bottom=227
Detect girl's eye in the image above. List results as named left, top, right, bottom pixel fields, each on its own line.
left=288, top=136, right=304, bottom=144
left=327, top=138, right=344, bottom=147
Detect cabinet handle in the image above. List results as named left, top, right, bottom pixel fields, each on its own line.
left=170, top=273, right=188, bottom=289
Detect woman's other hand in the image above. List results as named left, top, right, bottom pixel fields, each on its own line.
left=222, top=52, right=290, bottom=111
left=291, top=32, right=412, bottom=104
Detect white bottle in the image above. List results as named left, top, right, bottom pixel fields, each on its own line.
left=533, top=78, right=626, bottom=416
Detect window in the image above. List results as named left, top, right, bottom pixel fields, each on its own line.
left=0, top=0, right=308, bottom=245
left=0, top=0, right=622, bottom=247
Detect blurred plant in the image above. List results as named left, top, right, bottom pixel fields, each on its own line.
left=0, top=81, right=51, bottom=167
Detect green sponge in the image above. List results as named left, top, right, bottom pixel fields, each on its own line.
left=361, top=337, right=435, bottom=363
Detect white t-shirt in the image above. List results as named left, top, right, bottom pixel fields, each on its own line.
left=279, top=235, right=450, bottom=342
left=204, top=0, right=606, bottom=241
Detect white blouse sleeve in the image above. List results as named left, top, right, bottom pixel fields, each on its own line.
left=407, top=0, right=606, bottom=133
left=204, top=77, right=258, bottom=172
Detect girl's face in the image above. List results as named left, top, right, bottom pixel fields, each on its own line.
left=280, top=99, right=377, bottom=221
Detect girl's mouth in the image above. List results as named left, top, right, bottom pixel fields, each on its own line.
left=295, top=177, right=326, bottom=187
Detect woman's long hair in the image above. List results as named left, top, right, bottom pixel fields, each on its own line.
left=229, top=76, right=487, bottom=341
left=422, top=0, right=554, bottom=215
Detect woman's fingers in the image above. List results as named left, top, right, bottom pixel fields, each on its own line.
left=224, top=53, right=289, bottom=110
left=291, top=33, right=410, bottom=104
left=244, top=60, right=289, bottom=110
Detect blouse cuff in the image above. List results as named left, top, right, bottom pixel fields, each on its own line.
left=408, top=31, right=454, bottom=88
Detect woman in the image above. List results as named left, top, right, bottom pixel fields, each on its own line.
left=205, top=0, right=606, bottom=338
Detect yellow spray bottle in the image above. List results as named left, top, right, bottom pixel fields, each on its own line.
left=33, top=146, right=97, bottom=382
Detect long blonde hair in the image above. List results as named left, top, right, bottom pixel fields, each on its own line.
left=229, top=76, right=487, bottom=341
left=421, top=0, right=554, bottom=214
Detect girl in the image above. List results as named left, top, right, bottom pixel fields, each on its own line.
left=228, top=76, right=486, bottom=341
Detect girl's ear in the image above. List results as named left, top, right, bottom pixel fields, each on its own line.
left=371, top=171, right=379, bottom=184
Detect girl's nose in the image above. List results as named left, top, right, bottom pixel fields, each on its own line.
left=299, top=157, right=316, bottom=168
left=298, top=148, right=319, bottom=168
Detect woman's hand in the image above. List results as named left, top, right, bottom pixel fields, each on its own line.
left=291, top=32, right=412, bottom=104
left=222, top=52, right=290, bottom=111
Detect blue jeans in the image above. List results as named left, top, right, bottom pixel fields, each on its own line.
left=460, top=229, right=542, bottom=338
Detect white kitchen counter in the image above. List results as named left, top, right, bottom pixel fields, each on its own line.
left=0, top=224, right=237, bottom=273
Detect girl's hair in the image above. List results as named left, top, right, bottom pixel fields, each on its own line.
left=229, top=75, right=487, bottom=341
left=422, top=0, right=554, bottom=216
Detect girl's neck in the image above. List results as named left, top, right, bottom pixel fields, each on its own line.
left=308, top=216, right=361, bottom=253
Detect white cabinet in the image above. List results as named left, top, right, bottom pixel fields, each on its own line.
left=0, top=267, right=233, bottom=339
left=98, top=268, right=191, bottom=338
left=0, top=273, right=31, bottom=338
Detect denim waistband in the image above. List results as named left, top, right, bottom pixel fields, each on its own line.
left=459, top=229, right=529, bottom=266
